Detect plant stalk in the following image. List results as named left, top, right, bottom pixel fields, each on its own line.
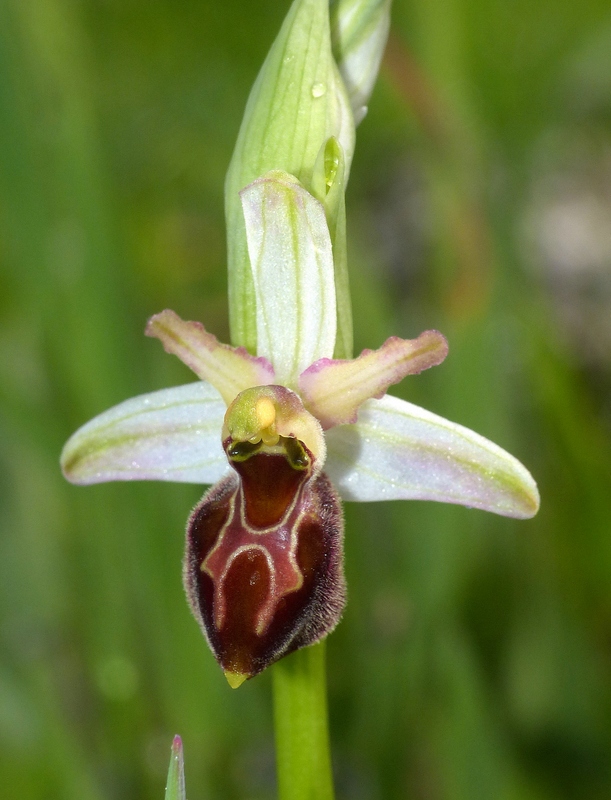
left=272, top=641, right=335, bottom=800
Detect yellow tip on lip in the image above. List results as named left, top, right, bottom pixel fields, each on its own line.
left=224, top=671, right=248, bottom=689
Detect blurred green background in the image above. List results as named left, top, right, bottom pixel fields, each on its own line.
left=2, top=0, right=611, bottom=797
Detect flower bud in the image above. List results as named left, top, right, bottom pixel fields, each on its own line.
left=225, top=0, right=355, bottom=353
left=330, top=0, right=392, bottom=124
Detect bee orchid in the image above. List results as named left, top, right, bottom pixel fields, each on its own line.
left=61, top=171, right=539, bottom=687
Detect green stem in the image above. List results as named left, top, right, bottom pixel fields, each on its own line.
left=272, top=641, right=335, bottom=800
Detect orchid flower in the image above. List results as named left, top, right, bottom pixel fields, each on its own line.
left=61, top=170, right=539, bottom=688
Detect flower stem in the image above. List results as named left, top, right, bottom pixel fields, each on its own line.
left=272, top=641, right=335, bottom=800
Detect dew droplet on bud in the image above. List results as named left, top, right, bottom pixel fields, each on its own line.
left=311, top=82, right=326, bottom=98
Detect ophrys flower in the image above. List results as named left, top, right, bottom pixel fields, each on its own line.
left=61, top=171, right=539, bottom=687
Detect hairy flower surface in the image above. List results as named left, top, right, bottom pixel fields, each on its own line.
left=61, top=172, right=539, bottom=686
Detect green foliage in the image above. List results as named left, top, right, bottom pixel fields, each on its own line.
left=165, top=737, right=186, bottom=800
left=1, top=0, right=611, bottom=798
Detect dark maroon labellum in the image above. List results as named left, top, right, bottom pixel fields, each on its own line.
left=183, top=437, right=345, bottom=682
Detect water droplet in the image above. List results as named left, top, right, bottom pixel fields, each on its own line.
left=311, top=82, right=326, bottom=98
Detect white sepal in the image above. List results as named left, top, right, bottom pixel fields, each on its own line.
left=61, top=383, right=229, bottom=485
left=241, top=171, right=337, bottom=386
left=325, top=394, right=540, bottom=518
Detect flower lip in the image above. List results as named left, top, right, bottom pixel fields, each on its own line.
left=184, top=468, right=346, bottom=680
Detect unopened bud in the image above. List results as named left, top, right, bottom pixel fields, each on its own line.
left=330, top=0, right=392, bottom=124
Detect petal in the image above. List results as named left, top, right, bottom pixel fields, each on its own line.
left=325, top=394, right=540, bottom=518
left=241, top=171, right=337, bottom=386
left=299, top=331, right=448, bottom=428
left=146, top=310, right=275, bottom=405
left=61, top=383, right=229, bottom=485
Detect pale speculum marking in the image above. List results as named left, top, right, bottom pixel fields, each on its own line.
left=201, top=462, right=308, bottom=635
